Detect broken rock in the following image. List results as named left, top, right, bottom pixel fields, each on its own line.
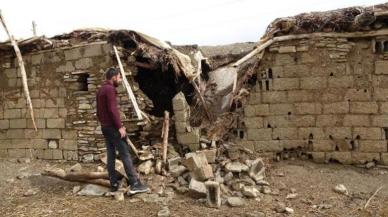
left=242, top=186, right=260, bottom=198
left=205, top=181, right=221, bottom=208
left=333, top=184, right=348, bottom=195
left=249, top=158, right=265, bottom=183
left=227, top=197, right=245, bottom=207
left=138, top=160, right=153, bottom=175
left=157, top=207, right=170, bottom=217
left=77, top=184, right=110, bottom=196
left=225, top=162, right=249, bottom=173
left=169, top=165, right=187, bottom=177
left=69, top=163, right=82, bottom=172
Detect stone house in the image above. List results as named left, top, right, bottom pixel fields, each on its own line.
left=234, top=4, right=388, bottom=165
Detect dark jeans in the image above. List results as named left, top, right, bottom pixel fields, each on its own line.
left=101, top=127, right=138, bottom=187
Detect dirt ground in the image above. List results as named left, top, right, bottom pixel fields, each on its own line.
left=0, top=159, right=388, bottom=217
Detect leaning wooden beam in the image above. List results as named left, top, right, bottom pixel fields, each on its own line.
left=162, top=111, right=169, bottom=164
left=125, top=135, right=139, bottom=158
left=233, top=29, right=388, bottom=67
left=191, top=80, right=213, bottom=121
left=113, top=45, right=143, bottom=120
left=43, top=168, right=111, bottom=187
left=0, top=11, right=37, bottom=131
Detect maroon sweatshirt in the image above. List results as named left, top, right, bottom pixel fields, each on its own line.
left=96, top=81, right=122, bottom=129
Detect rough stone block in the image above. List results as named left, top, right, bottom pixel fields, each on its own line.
left=183, top=152, right=208, bottom=171
left=310, top=152, right=325, bottom=163
left=31, top=53, right=43, bottom=65
left=300, top=77, right=327, bottom=90
left=269, top=104, right=294, bottom=115
left=280, top=140, right=307, bottom=149
left=62, top=130, right=78, bottom=139
left=272, top=78, right=299, bottom=90
left=75, top=58, right=93, bottom=69
left=352, top=152, right=380, bottom=164
left=175, top=109, right=190, bottom=122
left=175, top=121, right=187, bottom=133
left=353, top=128, right=383, bottom=140
left=265, top=115, right=291, bottom=127
left=63, top=150, right=78, bottom=161
left=253, top=140, right=282, bottom=152
left=189, top=179, right=207, bottom=198
left=43, top=149, right=53, bottom=159
left=243, top=117, right=263, bottom=129
left=172, top=92, right=188, bottom=111
left=43, top=129, right=62, bottom=139
left=343, top=115, right=370, bottom=126
left=248, top=92, right=261, bottom=104
left=326, top=152, right=352, bottom=164
left=298, top=127, right=325, bottom=140
left=59, top=139, right=78, bottom=150
left=27, top=119, right=45, bottom=129
left=295, top=103, right=322, bottom=115
left=345, top=89, right=371, bottom=101
left=373, top=88, right=388, bottom=101
left=11, top=139, right=32, bottom=149
left=64, top=48, right=82, bottom=60
left=193, top=164, right=214, bottom=181
left=379, top=102, right=388, bottom=114
left=323, top=102, right=349, bottom=114
left=292, top=115, right=315, bottom=127
left=247, top=128, right=272, bottom=141
left=47, top=119, right=65, bottom=128
left=205, top=181, right=221, bottom=208
left=0, top=149, right=8, bottom=158
left=8, top=149, right=26, bottom=158
left=262, top=91, right=287, bottom=103
left=0, top=140, right=12, bottom=149
left=350, top=102, right=378, bottom=114
left=316, top=115, right=342, bottom=127
left=328, top=76, right=354, bottom=88
left=4, top=109, right=22, bottom=119
left=359, top=140, right=387, bottom=152
left=372, top=115, right=388, bottom=127
left=312, top=140, right=335, bottom=152
left=325, top=127, right=351, bottom=139
left=43, top=108, right=59, bottom=118
left=52, top=149, right=63, bottom=160
left=287, top=90, right=314, bottom=102
left=83, top=44, right=103, bottom=57
left=0, top=120, right=9, bottom=129
left=200, top=149, right=217, bottom=163
left=6, top=129, right=24, bottom=139
left=177, top=128, right=200, bottom=145
left=375, top=61, right=388, bottom=74
left=274, top=54, right=295, bottom=65
left=56, top=62, right=75, bottom=72
left=272, top=128, right=297, bottom=140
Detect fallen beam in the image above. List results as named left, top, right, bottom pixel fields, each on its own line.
left=43, top=168, right=111, bottom=187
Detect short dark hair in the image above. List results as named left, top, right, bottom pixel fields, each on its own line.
left=105, top=67, right=119, bottom=80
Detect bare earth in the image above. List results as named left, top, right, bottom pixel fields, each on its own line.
left=0, top=159, right=388, bottom=217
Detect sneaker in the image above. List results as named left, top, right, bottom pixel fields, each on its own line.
left=110, top=183, right=119, bottom=192
left=127, top=181, right=149, bottom=195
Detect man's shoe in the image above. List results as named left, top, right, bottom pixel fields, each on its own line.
left=110, top=183, right=119, bottom=192
left=127, top=181, right=149, bottom=195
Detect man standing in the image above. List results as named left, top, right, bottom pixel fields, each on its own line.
left=96, top=67, right=149, bottom=194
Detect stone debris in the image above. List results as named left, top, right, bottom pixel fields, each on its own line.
left=77, top=184, right=110, bottom=196
left=69, top=163, right=82, bottom=172
left=73, top=185, right=81, bottom=194
left=137, top=160, right=154, bottom=175
left=249, top=158, right=265, bottom=183
left=225, top=162, right=249, bottom=173
left=286, top=193, right=298, bottom=199
left=114, top=191, right=124, bottom=201
left=157, top=207, right=170, bottom=217
left=333, top=184, right=348, bottom=195
left=227, top=197, right=245, bottom=207
left=242, top=186, right=260, bottom=198
left=245, top=211, right=265, bottom=217
left=23, top=189, right=38, bottom=197
left=205, top=181, right=221, bottom=208
left=189, top=179, right=207, bottom=198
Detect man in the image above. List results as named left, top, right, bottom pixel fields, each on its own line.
left=96, top=67, right=149, bottom=194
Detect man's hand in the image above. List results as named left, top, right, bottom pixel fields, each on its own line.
left=119, top=127, right=126, bottom=138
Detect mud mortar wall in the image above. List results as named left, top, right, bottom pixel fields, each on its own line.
left=238, top=37, right=388, bottom=165
left=0, top=42, right=145, bottom=162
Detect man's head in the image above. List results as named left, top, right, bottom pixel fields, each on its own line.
left=105, top=67, right=121, bottom=87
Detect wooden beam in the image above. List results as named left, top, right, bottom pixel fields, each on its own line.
left=162, top=111, right=169, bottom=164
left=113, top=45, right=143, bottom=120
left=0, top=11, right=37, bottom=131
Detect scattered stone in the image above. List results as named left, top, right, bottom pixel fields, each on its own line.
left=205, top=181, right=221, bottom=208
left=275, top=202, right=286, bottom=213
left=184, top=152, right=214, bottom=181
left=249, top=158, right=265, bottom=183
left=189, top=179, right=207, bottom=198
left=168, top=157, right=182, bottom=169
left=138, top=160, right=153, bottom=175
left=17, top=172, right=30, bottom=179
left=69, top=163, right=82, bottom=172
left=242, top=186, right=260, bottom=198
left=256, top=180, right=270, bottom=186
left=227, top=197, right=245, bottom=207
left=73, top=185, right=81, bottom=194
left=6, top=178, right=15, bottom=183
left=366, top=161, right=375, bottom=169
left=285, top=207, right=294, bottom=214
left=169, top=165, right=187, bottom=177
left=261, top=186, right=271, bottom=194
left=224, top=172, right=234, bottom=183
left=177, top=176, right=188, bottom=186
left=17, top=158, right=31, bottom=164
left=333, top=184, right=348, bottom=195
left=23, top=189, right=37, bottom=197
left=114, top=191, right=124, bottom=201
left=200, top=149, right=217, bottom=163
left=139, top=152, right=154, bottom=161
left=77, top=184, right=110, bottom=196
left=245, top=211, right=265, bottom=217
left=225, top=162, right=249, bottom=173
left=157, top=207, right=170, bottom=217
left=176, top=186, right=189, bottom=194
left=286, top=193, right=298, bottom=199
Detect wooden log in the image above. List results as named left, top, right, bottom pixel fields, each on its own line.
left=125, top=135, right=139, bottom=158
left=0, top=11, right=37, bottom=131
left=113, top=45, right=143, bottom=120
left=43, top=168, right=111, bottom=187
left=233, top=29, right=388, bottom=67
left=162, top=111, right=169, bottom=164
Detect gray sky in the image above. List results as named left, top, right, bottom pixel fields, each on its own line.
left=0, top=0, right=386, bottom=45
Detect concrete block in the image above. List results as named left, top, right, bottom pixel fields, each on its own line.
left=205, top=181, right=221, bottom=208
left=375, top=61, right=388, bottom=74
left=323, top=102, right=349, bottom=114
left=83, top=44, right=103, bottom=57
left=328, top=76, right=354, bottom=88
left=183, top=152, right=208, bottom=171
left=47, top=119, right=65, bottom=128
left=64, top=47, right=82, bottom=60
left=325, top=127, right=351, bottom=139
left=372, top=115, right=388, bottom=127
left=272, top=78, right=299, bottom=90
left=43, top=129, right=62, bottom=139
left=175, top=121, right=187, bottom=133
left=272, top=128, right=298, bottom=140
left=193, top=164, right=214, bottom=181
left=280, top=140, right=307, bottom=149
left=269, top=104, right=294, bottom=115
left=247, top=128, right=272, bottom=141
left=189, top=179, right=207, bottom=198
left=8, top=149, right=26, bottom=158
left=312, top=140, right=335, bottom=152
left=300, top=77, right=327, bottom=90
left=287, top=90, right=315, bottom=102
left=350, top=102, right=378, bottom=114
left=243, top=117, right=263, bottom=129
left=359, top=140, right=387, bottom=152
left=200, top=149, right=217, bottom=163
left=75, top=58, right=93, bottom=69
left=298, top=127, right=325, bottom=140
left=177, top=128, right=200, bottom=144
left=316, top=115, right=342, bottom=127
left=345, top=89, right=371, bottom=101
left=172, top=92, right=188, bottom=111
left=343, top=115, right=370, bottom=126
left=262, top=91, right=287, bottom=103
left=63, top=150, right=78, bottom=161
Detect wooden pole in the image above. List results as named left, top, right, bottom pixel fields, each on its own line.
left=32, top=21, right=37, bottom=37
left=162, top=111, right=169, bottom=164
left=112, top=45, right=143, bottom=120
left=0, top=11, right=37, bottom=131
left=191, top=81, right=213, bottom=121
left=125, top=136, right=139, bottom=158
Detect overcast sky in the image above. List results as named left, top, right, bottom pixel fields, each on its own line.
left=0, top=0, right=386, bottom=45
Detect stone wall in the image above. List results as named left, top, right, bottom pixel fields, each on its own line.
left=0, top=42, right=148, bottom=161
left=238, top=36, right=388, bottom=165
